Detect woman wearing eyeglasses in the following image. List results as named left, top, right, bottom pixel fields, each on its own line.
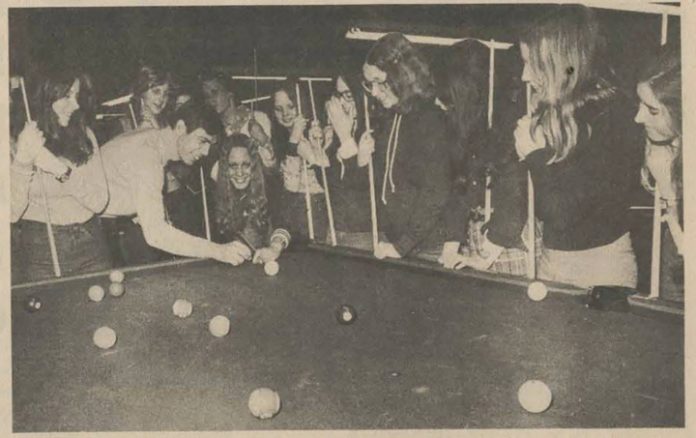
left=319, top=70, right=376, bottom=249
left=356, top=32, right=468, bottom=261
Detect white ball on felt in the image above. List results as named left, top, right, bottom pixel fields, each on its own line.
left=109, top=270, right=125, bottom=283
left=527, top=281, right=548, bottom=302
left=209, top=315, right=230, bottom=337
left=88, top=285, right=105, bottom=302
left=264, top=261, right=279, bottom=276
left=248, top=388, right=281, bottom=419
left=172, top=299, right=193, bottom=318
left=93, top=326, right=117, bottom=350
left=518, top=380, right=553, bottom=413
left=109, top=282, right=125, bottom=297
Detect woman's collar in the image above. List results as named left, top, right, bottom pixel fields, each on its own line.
left=647, top=136, right=679, bottom=147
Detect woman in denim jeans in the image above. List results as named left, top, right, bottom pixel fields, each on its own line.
left=11, top=69, right=111, bottom=282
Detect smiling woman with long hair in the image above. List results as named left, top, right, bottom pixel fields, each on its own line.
left=268, top=78, right=328, bottom=244
left=11, top=69, right=111, bottom=282
left=214, top=134, right=291, bottom=264
left=635, top=48, right=682, bottom=300
left=131, top=63, right=173, bottom=129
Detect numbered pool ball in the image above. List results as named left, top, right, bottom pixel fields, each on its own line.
left=24, top=296, right=42, bottom=313
left=335, top=304, right=357, bottom=325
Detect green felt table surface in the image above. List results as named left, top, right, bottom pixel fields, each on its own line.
left=11, top=248, right=683, bottom=431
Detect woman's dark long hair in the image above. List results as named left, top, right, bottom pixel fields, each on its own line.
left=433, top=39, right=489, bottom=186
left=10, top=84, right=25, bottom=141
left=214, top=134, right=270, bottom=244
left=269, top=77, right=304, bottom=163
left=35, top=70, right=95, bottom=166
left=365, top=32, right=436, bottom=114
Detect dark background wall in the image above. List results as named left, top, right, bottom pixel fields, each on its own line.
left=9, top=4, right=680, bottom=102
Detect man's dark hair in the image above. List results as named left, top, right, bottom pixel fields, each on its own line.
left=168, top=98, right=224, bottom=139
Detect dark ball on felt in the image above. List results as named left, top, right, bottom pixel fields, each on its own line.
left=336, top=305, right=357, bottom=325
left=24, top=296, right=42, bottom=313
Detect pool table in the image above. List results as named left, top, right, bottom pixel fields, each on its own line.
left=11, top=245, right=684, bottom=431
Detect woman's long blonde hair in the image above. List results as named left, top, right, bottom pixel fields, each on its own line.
left=522, top=5, right=616, bottom=163
left=214, top=134, right=270, bottom=244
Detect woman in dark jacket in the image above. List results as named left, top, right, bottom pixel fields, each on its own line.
left=432, top=38, right=537, bottom=275
left=458, top=5, right=643, bottom=288
left=356, top=32, right=469, bottom=261
left=320, top=71, right=374, bottom=249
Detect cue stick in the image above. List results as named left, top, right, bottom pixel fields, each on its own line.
left=345, top=29, right=514, bottom=50
left=661, top=14, right=668, bottom=46
left=234, top=231, right=257, bottom=253
left=487, top=40, right=495, bottom=130
left=200, top=167, right=211, bottom=241
left=484, top=41, right=495, bottom=222
left=128, top=102, right=138, bottom=130
left=364, top=94, right=379, bottom=251
left=649, top=187, right=662, bottom=299
left=251, top=48, right=259, bottom=116
left=96, top=113, right=127, bottom=120
left=308, top=79, right=318, bottom=121
left=241, top=96, right=271, bottom=105
left=484, top=172, right=492, bottom=222
left=101, top=93, right=133, bottom=107
left=296, top=83, right=315, bottom=240
left=309, top=80, right=337, bottom=246
left=232, top=75, right=333, bottom=82
left=646, top=9, right=668, bottom=297
left=525, top=83, right=536, bottom=280
left=20, top=77, right=61, bottom=278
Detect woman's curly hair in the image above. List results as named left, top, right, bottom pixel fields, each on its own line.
left=214, top=133, right=270, bottom=245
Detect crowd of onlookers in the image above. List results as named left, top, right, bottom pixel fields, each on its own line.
left=9, top=5, right=683, bottom=300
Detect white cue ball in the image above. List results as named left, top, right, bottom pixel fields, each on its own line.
left=527, top=281, right=548, bottom=302
left=209, top=315, right=230, bottom=337
left=518, top=380, right=553, bottom=413
left=248, top=388, right=281, bottom=419
left=109, top=270, right=125, bottom=283
left=88, top=285, right=105, bottom=302
left=93, top=326, right=117, bottom=350
left=109, top=282, right=125, bottom=297
left=172, top=299, right=193, bottom=318
left=264, top=261, right=279, bottom=276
